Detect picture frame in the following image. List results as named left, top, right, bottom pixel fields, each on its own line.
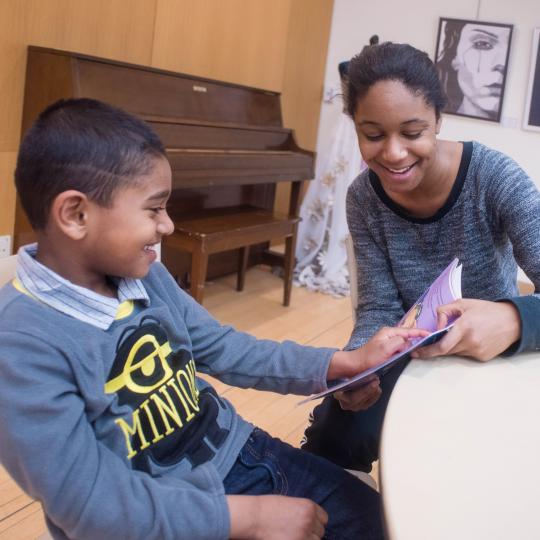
left=523, top=27, right=540, bottom=132
left=434, top=17, right=513, bottom=122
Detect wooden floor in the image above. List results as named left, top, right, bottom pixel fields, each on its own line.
left=0, top=266, right=367, bottom=540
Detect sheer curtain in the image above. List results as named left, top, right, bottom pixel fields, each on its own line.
left=294, top=110, right=365, bottom=296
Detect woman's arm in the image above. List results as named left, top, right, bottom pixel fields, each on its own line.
left=415, top=152, right=540, bottom=360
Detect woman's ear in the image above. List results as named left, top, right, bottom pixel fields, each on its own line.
left=50, top=190, right=90, bottom=240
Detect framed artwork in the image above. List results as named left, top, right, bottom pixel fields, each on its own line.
left=434, top=17, right=513, bottom=122
left=523, top=28, right=540, bottom=131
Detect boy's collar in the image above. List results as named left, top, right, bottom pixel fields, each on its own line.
left=16, top=243, right=150, bottom=330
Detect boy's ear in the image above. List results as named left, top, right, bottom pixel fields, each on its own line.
left=50, top=190, right=91, bottom=240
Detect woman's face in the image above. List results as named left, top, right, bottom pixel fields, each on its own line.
left=452, top=23, right=510, bottom=118
left=353, top=80, right=440, bottom=196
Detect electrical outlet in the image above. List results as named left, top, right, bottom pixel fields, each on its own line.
left=0, top=235, right=12, bottom=258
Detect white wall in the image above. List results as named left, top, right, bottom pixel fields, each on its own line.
left=317, top=0, right=540, bottom=186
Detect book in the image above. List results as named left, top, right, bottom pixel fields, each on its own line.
left=298, top=258, right=462, bottom=404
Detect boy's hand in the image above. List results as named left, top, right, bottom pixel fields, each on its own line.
left=328, top=327, right=429, bottom=411
left=228, top=494, right=328, bottom=539
left=411, top=299, right=521, bottom=362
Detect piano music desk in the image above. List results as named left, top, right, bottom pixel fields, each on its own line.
left=165, top=205, right=300, bottom=306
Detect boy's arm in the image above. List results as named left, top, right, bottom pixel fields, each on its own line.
left=0, top=332, right=230, bottom=540
left=158, top=270, right=335, bottom=397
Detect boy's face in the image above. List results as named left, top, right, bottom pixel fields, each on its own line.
left=84, top=156, right=174, bottom=281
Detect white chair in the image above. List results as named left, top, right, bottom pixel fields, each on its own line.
left=0, top=255, right=17, bottom=287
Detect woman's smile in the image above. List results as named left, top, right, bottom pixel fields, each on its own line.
left=376, top=161, right=419, bottom=180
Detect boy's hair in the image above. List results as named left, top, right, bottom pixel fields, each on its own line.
left=15, top=98, right=167, bottom=230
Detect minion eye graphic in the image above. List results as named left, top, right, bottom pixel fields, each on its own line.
left=106, top=330, right=173, bottom=395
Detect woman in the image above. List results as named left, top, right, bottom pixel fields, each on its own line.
left=302, top=42, right=540, bottom=472
left=436, top=19, right=511, bottom=120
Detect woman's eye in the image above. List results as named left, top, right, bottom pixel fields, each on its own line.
left=403, top=132, right=423, bottom=140
left=364, top=134, right=384, bottom=141
left=472, top=39, right=494, bottom=51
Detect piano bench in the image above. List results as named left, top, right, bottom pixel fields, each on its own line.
left=164, top=205, right=300, bottom=306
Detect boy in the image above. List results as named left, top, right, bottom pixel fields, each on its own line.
left=0, top=99, right=424, bottom=540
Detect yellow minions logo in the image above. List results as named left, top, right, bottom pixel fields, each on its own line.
left=106, top=318, right=228, bottom=469
left=105, top=334, right=173, bottom=394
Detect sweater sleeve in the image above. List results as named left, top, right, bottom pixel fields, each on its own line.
left=485, top=151, right=540, bottom=353
left=152, top=264, right=335, bottom=395
left=345, top=178, right=405, bottom=350
left=0, top=331, right=230, bottom=540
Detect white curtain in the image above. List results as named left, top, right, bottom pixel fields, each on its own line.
left=295, top=112, right=365, bottom=296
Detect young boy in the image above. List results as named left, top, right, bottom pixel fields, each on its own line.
left=0, top=99, right=424, bottom=540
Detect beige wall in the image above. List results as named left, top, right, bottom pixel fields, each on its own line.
left=0, top=0, right=333, bottom=243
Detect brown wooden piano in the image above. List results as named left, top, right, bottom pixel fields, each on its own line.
left=16, top=46, right=315, bottom=305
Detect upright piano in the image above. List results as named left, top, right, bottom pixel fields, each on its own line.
left=16, top=46, right=315, bottom=299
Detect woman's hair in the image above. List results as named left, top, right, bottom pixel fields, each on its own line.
left=345, top=42, right=447, bottom=120
left=435, top=19, right=467, bottom=111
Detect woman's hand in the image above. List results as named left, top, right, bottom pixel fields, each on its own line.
left=412, top=299, right=521, bottom=361
left=334, top=378, right=382, bottom=411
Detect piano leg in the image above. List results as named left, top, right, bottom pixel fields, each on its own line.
left=283, top=229, right=298, bottom=307
left=237, top=246, right=250, bottom=292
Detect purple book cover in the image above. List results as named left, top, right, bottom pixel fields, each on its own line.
left=399, top=258, right=462, bottom=336
left=298, top=258, right=462, bottom=404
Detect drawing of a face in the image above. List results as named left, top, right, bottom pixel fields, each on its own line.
left=452, top=24, right=510, bottom=119
left=400, top=302, right=423, bottom=329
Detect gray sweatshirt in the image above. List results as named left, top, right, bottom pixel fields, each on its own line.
left=0, top=261, right=334, bottom=540
left=346, top=141, right=540, bottom=353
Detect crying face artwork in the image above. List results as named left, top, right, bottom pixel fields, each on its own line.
left=435, top=18, right=513, bottom=122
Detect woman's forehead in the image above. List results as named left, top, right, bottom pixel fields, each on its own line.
left=354, top=80, right=436, bottom=122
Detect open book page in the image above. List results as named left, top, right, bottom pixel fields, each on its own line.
left=298, top=258, right=462, bottom=405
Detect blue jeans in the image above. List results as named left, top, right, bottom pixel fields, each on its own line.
left=301, top=359, right=409, bottom=472
left=223, top=428, right=384, bottom=540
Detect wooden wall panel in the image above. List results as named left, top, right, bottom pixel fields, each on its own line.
left=1, top=0, right=333, bottom=242
left=0, top=0, right=157, bottom=237
left=151, top=0, right=291, bottom=91
left=0, top=0, right=157, bottom=151
left=0, top=153, right=17, bottom=237
left=275, top=0, right=334, bottom=215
